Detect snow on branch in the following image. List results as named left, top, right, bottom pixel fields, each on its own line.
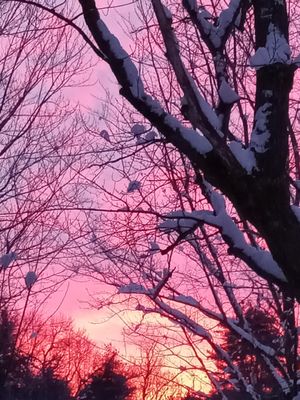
left=213, top=343, right=260, bottom=400
left=189, top=237, right=246, bottom=321
left=226, top=319, right=276, bottom=357
left=164, top=116, right=213, bottom=154
left=202, top=183, right=287, bottom=283
left=96, top=19, right=144, bottom=98
left=228, top=141, right=256, bottom=173
left=261, top=354, right=291, bottom=394
left=159, top=210, right=210, bottom=234
left=250, top=103, right=272, bottom=153
left=88, top=5, right=216, bottom=159
left=151, top=0, right=225, bottom=139
left=119, top=283, right=150, bottom=295
left=159, top=183, right=287, bottom=284
left=135, top=299, right=212, bottom=340
left=250, top=23, right=291, bottom=69
left=218, top=80, right=240, bottom=105
left=168, top=293, right=226, bottom=323
left=171, top=294, right=198, bottom=307
left=183, top=0, right=243, bottom=50
left=79, top=0, right=248, bottom=201
left=119, top=269, right=173, bottom=300
left=153, top=298, right=212, bottom=339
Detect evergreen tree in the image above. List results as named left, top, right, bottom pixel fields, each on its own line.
left=209, top=306, right=282, bottom=399
left=78, top=353, right=132, bottom=400
left=0, top=309, right=31, bottom=400
left=25, top=367, right=71, bottom=400
left=0, top=310, right=72, bottom=400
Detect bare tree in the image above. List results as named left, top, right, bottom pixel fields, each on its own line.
left=0, top=0, right=97, bottom=318
left=126, top=339, right=185, bottom=400
left=18, top=314, right=104, bottom=396
left=0, top=6, right=110, bottom=383
left=76, top=0, right=300, bottom=294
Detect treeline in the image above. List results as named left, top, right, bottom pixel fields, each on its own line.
left=0, top=309, right=186, bottom=400
left=0, top=306, right=289, bottom=400
left=0, top=309, right=134, bottom=400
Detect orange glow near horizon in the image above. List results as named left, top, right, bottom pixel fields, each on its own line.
left=51, top=279, right=212, bottom=396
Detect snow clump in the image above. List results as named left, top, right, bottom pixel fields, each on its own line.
left=25, top=271, right=37, bottom=289
left=0, top=252, right=17, bottom=269
left=127, top=180, right=141, bottom=193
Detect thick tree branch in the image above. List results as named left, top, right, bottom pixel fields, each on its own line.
left=72, top=0, right=300, bottom=299
left=182, top=0, right=246, bottom=138
left=251, top=0, right=296, bottom=177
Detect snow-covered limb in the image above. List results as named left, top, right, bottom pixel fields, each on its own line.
left=190, top=234, right=289, bottom=389
left=250, top=102, right=272, bottom=153
left=119, top=269, right=172, bottom=299
left=226, top=319, right=276, bottom=357
left=213, top=343, right=261, bottom=400
left=119, top=283, right=150, bottom=295
left=203, top=182, right=287, bottom=283
left=183, top=0, right=243, bottom=50
left=218, top=80, right=240, bottom=104
left=159, top=183, right=287, bottom=284
left=96, top=19, right=144, bottom=97
left=159, top=210, right=209, bottom=234
left=82, top=1, right=300, bottom=296
left=134, top=277, right=290, bottom=398
left=79, top=0, right=300, bottom=293
left=228, top=141, right=256, bottom=173
left=189, top=237, right=246, bottom=322
left=83, top=3, right=221, bottom=160
left=160, top=206, right=287, bottom=282
left=164, top=116, right=213, bottom=155
left=167, top=291, right=226, bottom=323
left=164, top=250, right=288, bottom=383
left=129, top=282, right=283, bottom=379
left=250, top=23, right=291, bottom=69
left=151, top=0, right=226, bottom=143
left=183, top=0, right=244, bottom=138
left=171, top=294, right=198, bottom=307
left=150, top=297, right=212, bottom=339
left=262, top=354, right=291, bottom=394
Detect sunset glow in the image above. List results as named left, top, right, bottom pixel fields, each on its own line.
left=1, top=0, right=300, bottom=399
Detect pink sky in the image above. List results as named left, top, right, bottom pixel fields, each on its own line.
left=40, top=2, right=212, bottom=392
left=55, top=0, right=141, bottom=351
left=49, top=277, right=130, bottom=351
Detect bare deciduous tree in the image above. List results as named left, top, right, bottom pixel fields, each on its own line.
left=0, top=0, right=97, bottom=355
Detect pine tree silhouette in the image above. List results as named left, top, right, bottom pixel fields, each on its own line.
left=78, top=352, right=132, bottom=400
left=209, top=306, right=282, bottom=399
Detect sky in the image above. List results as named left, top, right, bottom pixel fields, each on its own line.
left=55, top=0, right=140, bottom=353
left=56, top=279, right=132, bottom=351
